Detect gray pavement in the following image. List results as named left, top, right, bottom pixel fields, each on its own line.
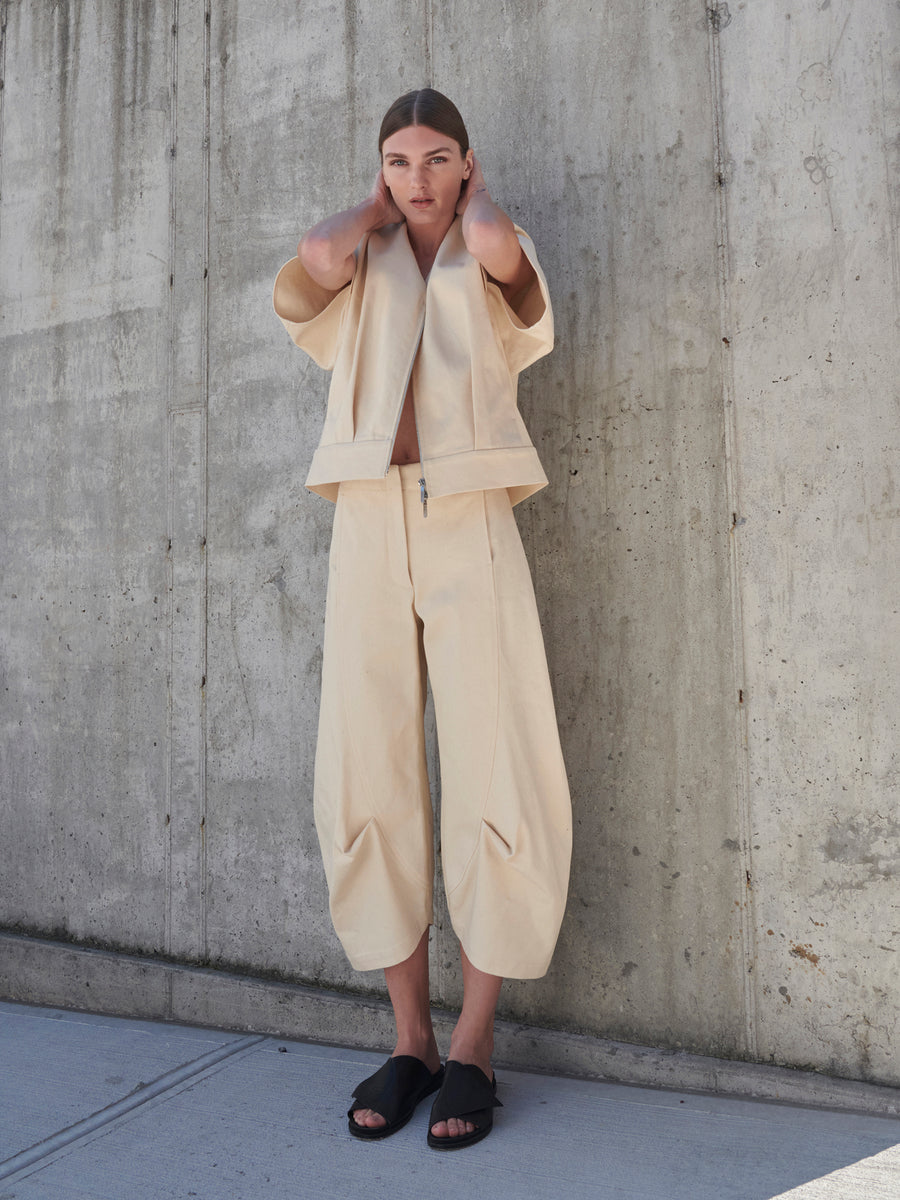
left=1, top=1000, right=899, bottom=1200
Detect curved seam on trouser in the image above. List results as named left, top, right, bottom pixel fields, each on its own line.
left=347, top=923, right=433, bottom=973
left=333, top=489, right=429, bottom=889
left=446, top=488, right=502, bottom=900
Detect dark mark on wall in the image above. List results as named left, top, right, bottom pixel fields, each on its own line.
left=267, top=566, right=287, bottom=594
left=706, top=4, right=732, bottom=33
left=823, top=816, right=900, bottom=883
left=804, top=146, right=839, bottom=186
left=798, top=62, right=833, bottom=103
left=790, top=942, right=820, bottom=967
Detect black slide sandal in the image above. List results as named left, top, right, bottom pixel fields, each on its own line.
left=348, top=1055, right=445, bottom=1140
left=426, top=1059, right=502, bottom=1150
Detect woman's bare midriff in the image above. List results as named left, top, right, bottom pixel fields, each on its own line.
left=390, top=382, right=421, bottom=466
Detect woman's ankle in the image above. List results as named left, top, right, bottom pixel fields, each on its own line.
left=446, top=1026, right=494, bottom=1076
left=393, top=1028, right=441, bottom=1071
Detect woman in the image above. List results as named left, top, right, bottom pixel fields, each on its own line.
left=273, top=89, right=571, bottom=1149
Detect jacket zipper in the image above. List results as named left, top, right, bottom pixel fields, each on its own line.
left=384, top=308, right=429, bottom=517
left=414, top=403, right=428, bottom=518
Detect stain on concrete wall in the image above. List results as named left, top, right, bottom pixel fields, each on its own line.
left=1, top=0, right=897, bottom=1087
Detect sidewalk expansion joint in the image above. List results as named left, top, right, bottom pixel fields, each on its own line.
left=0, top=1033, right=269, bottom=1183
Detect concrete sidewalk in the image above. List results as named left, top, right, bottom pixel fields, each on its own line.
left=1, top=1001, right=898, bottom=1200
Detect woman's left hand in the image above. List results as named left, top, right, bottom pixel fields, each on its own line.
left=457, top=155, right=489, bottom=216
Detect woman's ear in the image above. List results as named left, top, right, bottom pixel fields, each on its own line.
left=463, top=149, right=474, bottom=178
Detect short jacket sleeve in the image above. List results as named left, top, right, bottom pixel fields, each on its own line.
left=272, top=254, right=355, bottom=370
left=482, top=227, right=554, bottom=375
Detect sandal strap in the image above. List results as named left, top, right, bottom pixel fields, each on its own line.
left=349, top=1055, right=439, bottom=1124
left=428, top=1060, right=502, bottom=1127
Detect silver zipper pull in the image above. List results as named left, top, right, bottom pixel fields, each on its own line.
left=418, top=477, right=428, bottom=518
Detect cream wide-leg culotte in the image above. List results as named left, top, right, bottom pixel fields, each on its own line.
left=313, top=464, right=572, bottom=979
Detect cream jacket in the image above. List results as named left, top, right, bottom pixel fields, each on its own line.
left=273, top=215, right=554, bottom=505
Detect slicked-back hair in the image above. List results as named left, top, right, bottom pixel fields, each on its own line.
left=378, top=88, right=470, bottom=156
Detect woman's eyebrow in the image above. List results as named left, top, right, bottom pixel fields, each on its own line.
left=386, top=146, right=453, bottom=159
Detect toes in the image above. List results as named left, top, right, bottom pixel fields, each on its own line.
left=352, top=1107, right=386, bottom=1129
left=431, top=1117, right=476, bottom=1139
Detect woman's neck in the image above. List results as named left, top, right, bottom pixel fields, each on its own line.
left=406, top=217, right=455, bottom=280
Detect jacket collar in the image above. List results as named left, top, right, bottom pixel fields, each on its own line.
left=375, top=216, right=466, bottom=292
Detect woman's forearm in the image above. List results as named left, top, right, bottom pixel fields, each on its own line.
left=459, top=161, right=532, bottom=291
left=461, top=191, right=518, bottom=268
left=298, top=199, right=380, bottom=291
left=299, top=170, right=403, bottom=291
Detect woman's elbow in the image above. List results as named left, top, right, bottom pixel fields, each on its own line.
left=462, top=213, right=506, bottom=263
left=298, top=230, right=335, bottom=277
left=463, top=214, right=523, bottom=282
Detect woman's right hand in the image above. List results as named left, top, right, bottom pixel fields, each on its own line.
left=368, top=169, right=404, bottom=228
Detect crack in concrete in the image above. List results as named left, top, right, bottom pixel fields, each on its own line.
left=0, top=1032, right=269, bottom=1184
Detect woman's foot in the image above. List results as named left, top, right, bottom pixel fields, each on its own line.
left=350, top=1037, right=441, bottom=1131
left=348, top=1053, right=444, bottom=1139
left=428, top=1030, right=493, bottom=1140
left=429, top=946, right=501, bottom=1143
left=350, top=932, right=441, bottom=1133
left=427, top=1059, right=502, bottom=1149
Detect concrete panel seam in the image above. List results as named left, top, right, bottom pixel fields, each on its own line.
left=0, top=2, right=7, bottom=219
left=164, top=0, right=178, bottom=962
left=878, top=41, right=900, bottom=327
left=164, top=0, right=211, bottom=963
left=424, top=0, right=433, bottom=84
left=705, top=0, right=758, bottom=1058
left=199, top=0, right=212, bottom=981
left=0, top=1033, right=268, bottom=1184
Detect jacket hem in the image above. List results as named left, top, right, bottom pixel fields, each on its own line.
left=423, top=446, right=548, bottom=504
left=305, top=444, right=548, bottom=506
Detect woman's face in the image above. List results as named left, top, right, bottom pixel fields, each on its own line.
left=381, top=124, right=473, bottom=230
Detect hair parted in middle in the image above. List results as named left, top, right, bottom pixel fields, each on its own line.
left=378, top=88, right=470, bottom=156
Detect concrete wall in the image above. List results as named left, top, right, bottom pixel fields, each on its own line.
left=1, top=0, right=897, bottom=1089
